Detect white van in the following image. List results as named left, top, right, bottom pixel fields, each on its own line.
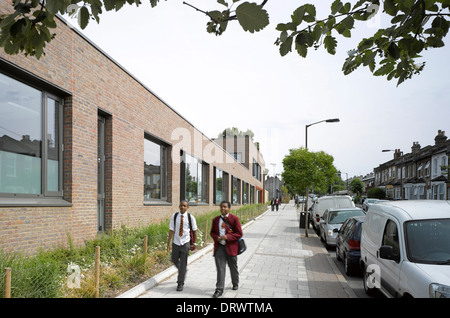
left=360, top=200, right=450, bottom=298
left=311, top=195, right=355, bottom=231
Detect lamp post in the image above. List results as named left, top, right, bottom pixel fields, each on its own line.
left=302, top=118, right=340, bottom=237
left=305, top=118, right=340, bottom=149
left=382, top=149, right=404, bottom=199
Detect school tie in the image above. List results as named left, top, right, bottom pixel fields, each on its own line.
left=179, top=214, right=184, bottom=237
left=221, top=217, right=227, bottom=228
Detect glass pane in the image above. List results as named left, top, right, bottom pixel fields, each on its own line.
left=197, top=160, right=203, bottom=202
left=144, top=138, right=161, bottom=199
left=0, top=73, right=42, bottom=194
left=185, top=154, right=198, bottom=203
left=215, top=168, right=223, bottom=203
left=47, top=98, right=59, bottom=192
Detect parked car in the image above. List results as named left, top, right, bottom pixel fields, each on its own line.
left=362, top=198, right=379, bottom=211
left=336, top=216, right=365, bottom=276
left=360, top=200, right=450, bottom=298
left=312, top=195, right=355, bottom=231
left=319, top=207, right=365, bottom=247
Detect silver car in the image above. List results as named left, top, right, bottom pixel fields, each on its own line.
left=319, top=208, right=366, bottom=247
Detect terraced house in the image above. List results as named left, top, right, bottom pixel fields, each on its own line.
left=0, top=6, right=265, bottom=255
left=374, top=130, right=449, bottom=200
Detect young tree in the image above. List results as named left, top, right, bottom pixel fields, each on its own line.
left=1, top=0, right=449, bottom=85
left=282, top=147, right=338, bottom=194
left=350, top=177, right=364, bottom=195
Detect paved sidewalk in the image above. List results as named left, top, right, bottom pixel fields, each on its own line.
left=118, top=201, right=355, bottom=298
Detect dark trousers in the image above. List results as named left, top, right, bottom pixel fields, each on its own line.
left=171, top=242, right=190, bottom=285
left=214, top=244, right=239, bottom=291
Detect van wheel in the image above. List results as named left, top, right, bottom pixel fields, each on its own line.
left=363, top=266, right=377, bottom=296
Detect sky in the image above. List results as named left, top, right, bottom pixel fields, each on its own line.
left=64, top=0, right=450, bottom=179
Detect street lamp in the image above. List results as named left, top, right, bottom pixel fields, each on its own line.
left=382, top=149, right=404, bottom=199
left=302, top=118, right=340, bottom=237
left=305, top=118, right=340, bottom=149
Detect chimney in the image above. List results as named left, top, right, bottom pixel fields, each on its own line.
left=394, top=149, right=402, bottom=159
left=434, top=130, right=447, bottom=147
left=411, top=142, right=421, bottom=154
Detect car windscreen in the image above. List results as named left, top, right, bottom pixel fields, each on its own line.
left=328, top=210, right=365, bottom=224
left=405, top=219, right=450, bottom=264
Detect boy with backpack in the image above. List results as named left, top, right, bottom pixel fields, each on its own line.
left=167, top=200, right=198, bottom=291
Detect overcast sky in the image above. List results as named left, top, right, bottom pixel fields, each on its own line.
left=65, top=0, right=450, bottom=179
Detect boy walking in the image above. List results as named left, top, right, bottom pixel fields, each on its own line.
left=210, top=200, right=243, bottom=298
left=167, top=200, right=198, bottom=291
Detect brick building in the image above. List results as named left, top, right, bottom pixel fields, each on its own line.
left=212, top=135, right=266, bottom=204
left=374, top=130, right=449, bottom=200
left=0, top=6, right=265, bottom=255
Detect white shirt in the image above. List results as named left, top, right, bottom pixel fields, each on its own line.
left=170, top=212, right=198, bottom=246
left=218, top=213, right=229, bottom=245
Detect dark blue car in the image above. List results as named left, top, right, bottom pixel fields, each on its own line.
left=335, top=216, right=365, bottom=276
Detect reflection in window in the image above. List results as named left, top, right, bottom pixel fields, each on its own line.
left=183, top=153, right=208, bottom=204
left=144, top=136, right=167, bottom=201
left=215, top=168, right=223, bottom=203
left=47, top=98, right=60, bottom=192
left=232, top=176, right=240, bottom=205
left=0, top=72, right=62, bottom=196
left=242, top=182, right=248, bottom=204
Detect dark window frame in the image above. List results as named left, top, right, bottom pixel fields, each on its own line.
left=0, top=71, right=65, bottom=205
left=180, top=151, right=209, bottom=205
left=144, top=133, right=169, bottom=204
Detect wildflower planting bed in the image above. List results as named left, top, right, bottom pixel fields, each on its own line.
left=0, top=204, right=267, bottom=298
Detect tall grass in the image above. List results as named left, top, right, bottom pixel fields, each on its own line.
left=0, top=203, right=267, bottom=298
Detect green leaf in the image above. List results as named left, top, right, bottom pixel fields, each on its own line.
left=217, top=0, right=228, bottom=7
left=340, top=16, right=354, bottom=29
left=295, top=42, right=308, bottom=57
left=358, top=38, right=373, bottom=51
left=295, top=32, right=313, bottom=47
left=331, top=0, right=343, bottom=15
left=387, top=42, right=400, bottom=59
left=374, top=62, right=395, bottom=76
left=280, top=36, right=293, bottom=56
left=104, top=0, right=116, bottom=11
left=44, top=0, right=59, bottom=14
left=426, top=36, right=445, bottom=47
left=324, top=35, right=337, bottom=54
left=303, top=4, right=316, bottom=23
left=291, top=6, right=306, bottom=25
left=235, top=2, right=269, bottom=33
left=79, top=6, right=90, bottom=29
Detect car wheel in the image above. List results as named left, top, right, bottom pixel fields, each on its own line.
left=363, top=265, right=377, bottom=296
left=335, top=246, right=342, bottom=261
left=344, top=254, right=353, bottom=276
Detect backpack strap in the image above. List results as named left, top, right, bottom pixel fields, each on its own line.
left=173, top=212, right=193, bottom=231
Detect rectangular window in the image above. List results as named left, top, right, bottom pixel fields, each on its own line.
left=214, top=168, right=223, bottom=203
left=214, top=167, right=229, bottom=204
left=0, top=72, right=63, bottom=198
left=242, top=182, right=248, bottom=204
left=181, top=152, right=208, bottom=204
left=252, top=159, right=261, bottom=181
left=232, top=176, right=241, bottom=205
left=144, top=135, right=168, bottom=202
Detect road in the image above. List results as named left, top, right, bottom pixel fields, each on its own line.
left=320, top=237, right=383, bottom=298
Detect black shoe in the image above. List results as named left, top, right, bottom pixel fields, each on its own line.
left=232, top=285, right=238, bottom=290
left=176, top=284, right=184, bottom=291
left=212, top=290, right=223, bottom=298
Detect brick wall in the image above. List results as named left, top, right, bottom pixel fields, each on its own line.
left=0, top=2, right=265, bottom=255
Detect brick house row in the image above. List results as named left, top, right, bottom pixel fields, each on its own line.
left=0, top=6, right=265, bottom=255
left=374, top=130, right=449, bottom=200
